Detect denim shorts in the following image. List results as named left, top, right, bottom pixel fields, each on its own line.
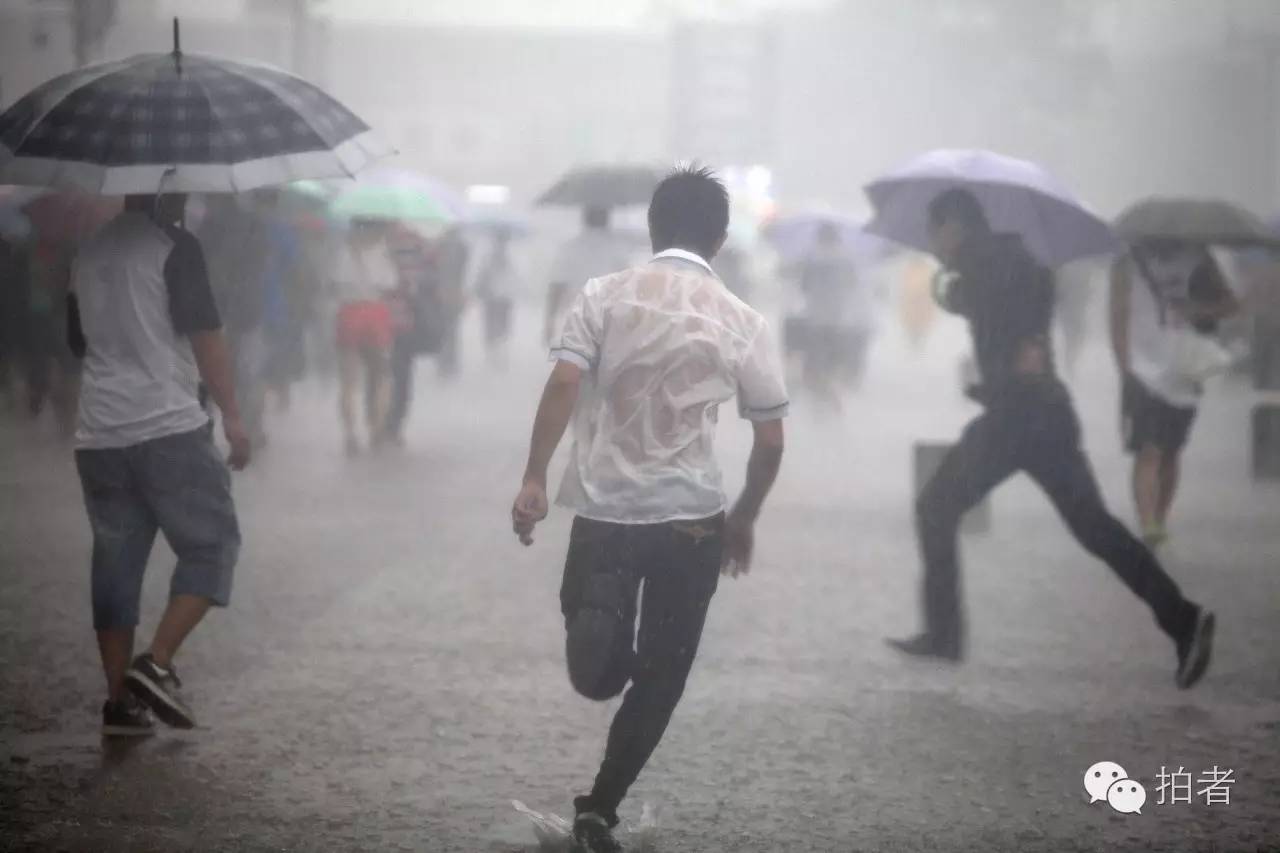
left=76, top=425, right=241, bottom=630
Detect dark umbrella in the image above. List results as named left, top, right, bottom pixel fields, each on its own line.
left=0, top=19, right=389, bottom=194
left=535, top=164, right=662, bottom=208
left=1115, top=197, right=1279, bottom=248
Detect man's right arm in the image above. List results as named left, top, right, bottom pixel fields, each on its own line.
left=189, top=331, right=248, bottom=469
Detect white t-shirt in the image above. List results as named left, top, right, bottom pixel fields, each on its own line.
left=551, top=249, right=789, bottom=524
left=73, top=213, right=216, bottom=449
left=1126, top=253, right=1227, bottom=408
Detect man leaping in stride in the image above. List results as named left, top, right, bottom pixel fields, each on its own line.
left=511, top=166, right=788, bottom=853
left=887, top=188, right=1215, bottom=690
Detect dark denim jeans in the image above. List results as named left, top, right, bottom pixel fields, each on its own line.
left=75, top=425, right=240, bottom=629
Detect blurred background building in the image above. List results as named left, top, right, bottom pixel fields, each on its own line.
left=2, top=0, right=1280, bottom=214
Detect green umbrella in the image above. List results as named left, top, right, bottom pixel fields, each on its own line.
left=329, top=183, right=455, bottom=223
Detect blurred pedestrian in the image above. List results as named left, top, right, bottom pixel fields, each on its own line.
left=198, top=195, right=272, bottom=449
left=21, top=237, right=80, bottom=437
left=331, top=218, right=398, bottom=455
left=68, top=192, right=249, bottom=736
left=511, top=166, right=787, bottom=853
left=383, top=221, right=439, bottom=445
left=1109, top=239, right=1238, bottom=547
left=797, top=222, right=873, bottom=403
left=544, top=206, right=628, bottom=347
left=0, top=231, right=29, bottom=412
left=254, top=190, right=308, bottom=416
left=433, top=226, right=469, bottom=381
left=474, top=229, right=518, bottom=368
left=887, top=189, right=1215, bottom=690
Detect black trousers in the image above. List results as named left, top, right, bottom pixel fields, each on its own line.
left=384, top=336, right=416, bottom=437
left=917, top=383, right=1196, bottom=647
left=560, top=514, right=723, bottom=823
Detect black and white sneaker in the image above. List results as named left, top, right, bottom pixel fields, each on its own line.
left=125, top=654, right=196, bottom=729
left=1176, top=608, right=1215, bottom=690
left=572, top=812, right=622, bottom=853
left=101, top=697, right=155, bottom=737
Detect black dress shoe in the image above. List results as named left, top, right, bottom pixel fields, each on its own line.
left=885, top=633, right=962, bottom=662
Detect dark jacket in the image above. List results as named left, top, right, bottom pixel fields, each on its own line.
left=938, top=232, right=1057, bottom=398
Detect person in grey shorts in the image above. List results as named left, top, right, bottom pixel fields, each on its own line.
left=68, top=192, right=250, bottom=736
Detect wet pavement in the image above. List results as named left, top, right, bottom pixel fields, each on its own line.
left=2, top=307, right=1278, bottom=852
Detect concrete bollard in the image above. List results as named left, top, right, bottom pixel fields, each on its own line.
left=1252, top=402, right=1280, bottom=481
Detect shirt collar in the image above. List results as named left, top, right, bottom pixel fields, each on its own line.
left=651, top=248, right=715, bottom=276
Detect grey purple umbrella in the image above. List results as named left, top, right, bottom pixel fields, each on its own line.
left=864, top=148, right=1116, bottom=268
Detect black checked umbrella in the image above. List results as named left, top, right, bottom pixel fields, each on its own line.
left=535, top=164, right=662, bottom=208
left=0, top=20, right=390, bottom=194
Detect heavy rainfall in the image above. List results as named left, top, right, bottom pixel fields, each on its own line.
left=0, top=1, right=1278, bottom=851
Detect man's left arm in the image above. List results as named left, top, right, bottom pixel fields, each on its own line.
left=166, top=230, right=250, bottom=470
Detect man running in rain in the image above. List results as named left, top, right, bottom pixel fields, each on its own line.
left=887, top=188, right=1215, bottom=689
left=511, top=166, right=787, bottom=852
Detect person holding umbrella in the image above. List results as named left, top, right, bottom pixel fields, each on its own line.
left=511, top=166, right=787, bottom=853
left=873, top=180, right=1213, bottom=689
left=537, top=165, right=660, bottom=346
left=0, top=19, right=388, bottom=733
left=545, top=206, right=628, bottom=347
left=1110, top=199, right=1252, bottom=547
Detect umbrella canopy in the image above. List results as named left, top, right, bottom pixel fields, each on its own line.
left=763, top=209, right=895, bottom=263
left=536, top=164, right=662, bottom=208
left=864, top=149, right=1116, bottom=268
left=0, top=22, right=389, bottom=194
left=327, top=167, right=460, bottom=224
left=1115, top=197, right=1278, bottom=248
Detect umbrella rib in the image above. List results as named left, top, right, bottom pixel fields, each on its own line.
left=183, top=63, right=241, bottom=192
left=213, top=62, right=350, bottom=164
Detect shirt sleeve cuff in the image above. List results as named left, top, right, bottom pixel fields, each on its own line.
left=740, top=400, right=790, bottom=421
left=549, top=347, right=592, bottom=371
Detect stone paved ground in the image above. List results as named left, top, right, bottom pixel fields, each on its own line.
left=2, top=308, right=1277, bottom=852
